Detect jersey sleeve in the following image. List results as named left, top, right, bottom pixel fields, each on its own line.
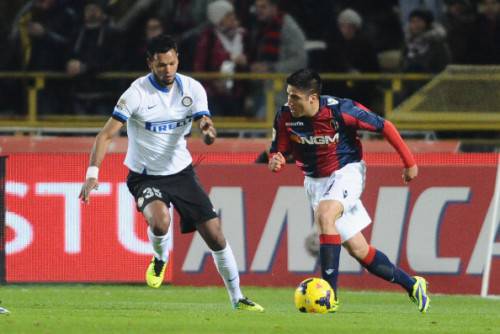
left=339, top=99, right=415, bottom=167
left=112, top=86, right=141, bottom=123
left=381, top=120, right=416, bottom=167
left=340, top=99, right=385, bottom=132
left=270, top=109, right=291, bottom=154
left=190, top=79, right=211, bottom=121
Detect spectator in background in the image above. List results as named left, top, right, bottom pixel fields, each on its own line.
left=66, top=0, right=121, bottom=115
left=194, top=0, right=249, bottom=116
left=6, top=0, right=78, bottom=114
left=470, top=0, right=500, bottom=64
left=401, top=9, right=451, bottom=73
left=247, top=0, right=307, bottom=118
left=442, top=0, right=475, bottom=64
left=155, top=0, right=212, bottom=71
left=107, top=0, right=212, bottom=72
left=125, top=17, right=164, bottom=71
left=320, top=8, right=380, bottom=108
left=401, top=9, right=451, bottom=98
left=8, top=0, right=77, bottom=71
left=279, top=0, right=335, bottom=40
left=399, top=0, right=445, bottom=28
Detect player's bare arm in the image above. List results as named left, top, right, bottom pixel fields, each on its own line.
left=268, top=152, right=286, bottom=172
left=79, top=118, right=124, bottom=203
left=199, top=115, right=217, bottom=145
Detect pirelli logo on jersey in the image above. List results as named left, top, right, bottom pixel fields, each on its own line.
left=290, top=133, right=339, bottom=145
left=145, top=116, right=193, bottom=133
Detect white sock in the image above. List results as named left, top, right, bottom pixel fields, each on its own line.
left=211, top=243, right=244, bottom=305
left=147, top=227, right=170, bottom=263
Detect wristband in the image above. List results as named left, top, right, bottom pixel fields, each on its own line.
left=86, top=166, right=99, bottom=179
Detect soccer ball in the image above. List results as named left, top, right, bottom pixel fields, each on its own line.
left=294, top=277, right=336, bottom=314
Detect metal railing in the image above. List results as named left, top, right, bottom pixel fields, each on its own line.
left=0, top=71, right=436, bottom=134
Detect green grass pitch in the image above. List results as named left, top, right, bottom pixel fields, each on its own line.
left=0, top=285, right=499, bottom=333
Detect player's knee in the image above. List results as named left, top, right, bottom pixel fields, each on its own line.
left=315, top=211, right=333, bottom=233
left=147, top=214, right=170, bottom=235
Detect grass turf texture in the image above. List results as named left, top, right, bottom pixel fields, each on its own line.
left=0, top=285, right=499, bottom=333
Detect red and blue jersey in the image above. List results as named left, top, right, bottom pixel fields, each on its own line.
left=270, top=95, right=415, bottom=177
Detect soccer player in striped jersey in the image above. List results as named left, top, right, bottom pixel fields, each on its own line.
left=79, top=34, right=263, bottom=312
left=269, top=69, right=430, bottom=313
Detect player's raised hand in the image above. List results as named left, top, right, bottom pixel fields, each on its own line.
left=79, top=178, right=99, bottom=204
left=403, top=165, right=418, bottom=184
left=200, top=116, right=216, bottom=145
left=269, top=152, right=286, bottom=172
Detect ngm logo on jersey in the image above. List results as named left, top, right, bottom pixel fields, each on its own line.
left=290, top=134, right=339, bottom=145
left=145, top=116, right=193, bottom=133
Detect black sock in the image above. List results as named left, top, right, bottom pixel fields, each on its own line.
left=361, top=246, right=415, bottom=294
left=319, top=234, right=341, bottom=296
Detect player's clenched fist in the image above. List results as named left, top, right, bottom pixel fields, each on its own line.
left=200, top=116, right=216, bottom=145
left=269, top=152, right=286, bottom=172
left=402, top=165, right=418, bottom=184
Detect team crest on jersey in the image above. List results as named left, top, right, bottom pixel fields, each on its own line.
left=182, top=96, right=193, bottom=107
left=116, top=98, right=126, bottom=110
left=327, top=97, right=338, bottom=106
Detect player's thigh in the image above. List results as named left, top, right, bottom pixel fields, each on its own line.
left=169, top=171, right=218, bottom=234
left=321, top=162, right=366, bottom=212
left=126, top=172, right=171, bottom=212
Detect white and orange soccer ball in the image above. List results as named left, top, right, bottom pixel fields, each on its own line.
left=294, top=277, right=336, bottom=314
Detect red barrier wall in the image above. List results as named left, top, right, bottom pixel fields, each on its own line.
left=5, top=153, right=499, bottom=295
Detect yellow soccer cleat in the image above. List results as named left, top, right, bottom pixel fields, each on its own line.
left=146, top=257, right=167, bottom=288
left=327, top=299, right=340, bottom=313
left=234, top=297, right=264, bottom=312
left=410, top=276, right=430, bottom=313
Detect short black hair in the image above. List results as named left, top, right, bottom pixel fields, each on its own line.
left=146, top=34, right=178, bottom=59
left=409, top=9, right=434, bottom=26
left=286, top=69, right=322, bottom=95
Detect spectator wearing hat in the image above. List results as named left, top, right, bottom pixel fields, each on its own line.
left=319, top=8, right=380, bottom=109
left=401, top=8, right=451, bottom=73
left=193, top=0, right=249, bottom=116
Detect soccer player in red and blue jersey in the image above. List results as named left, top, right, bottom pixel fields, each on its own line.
left=269, top=69, right=430, bottom=313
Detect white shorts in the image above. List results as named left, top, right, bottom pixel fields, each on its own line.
left=304, top=161, right=371, bottom=242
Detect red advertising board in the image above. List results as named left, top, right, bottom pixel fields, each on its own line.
left=5, top=153, right=500, bottom=295
left=6, top=154, right=173, bottom=283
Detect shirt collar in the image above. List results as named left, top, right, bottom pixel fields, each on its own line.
left=148, top=73, right=183, bottom=95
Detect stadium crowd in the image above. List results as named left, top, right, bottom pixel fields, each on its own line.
left=0, top=0, right=499, bottom=117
